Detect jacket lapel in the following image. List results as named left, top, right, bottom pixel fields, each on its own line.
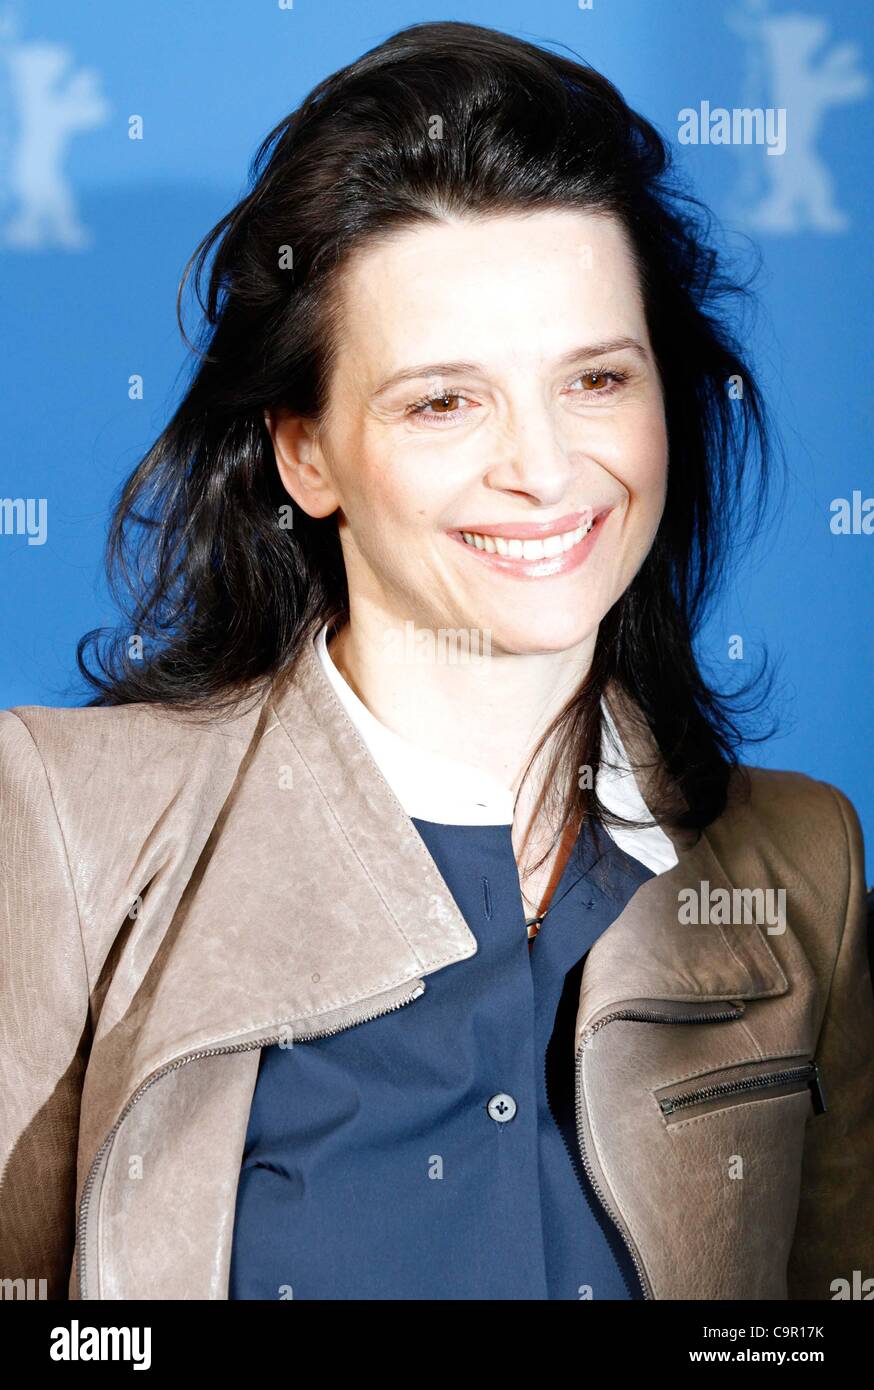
left=575, top=688, right=789, bottom=1045
left=80, top=637, right=478, bottom=1167
left=574, top=825, right=790, bottom=1045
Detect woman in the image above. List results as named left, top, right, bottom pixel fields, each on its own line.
left=1, top=20, right=872, bottom=1302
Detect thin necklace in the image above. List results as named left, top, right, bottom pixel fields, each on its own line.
left=523, top=866, right=585, bottom=942
left=521, top=820, right=587, bottom=943
left=525, top=829, right=618, bottom=945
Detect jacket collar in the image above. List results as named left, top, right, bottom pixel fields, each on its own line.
left=575, top=686, right=789, bottom=1040
left=86, top=634, right=788, bottom=1151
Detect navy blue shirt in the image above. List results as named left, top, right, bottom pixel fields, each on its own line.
left=229, top=817, right=653, bottom=1299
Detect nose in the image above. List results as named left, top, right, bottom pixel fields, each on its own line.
left=480, top=398, right=579, bottom=506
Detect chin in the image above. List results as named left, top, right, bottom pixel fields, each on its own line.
left=472, top=611, right=599, bottom=658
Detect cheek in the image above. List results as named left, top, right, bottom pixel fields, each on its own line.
left=341, top=439, right=444, bottom=561
left=357, top=436, right=460, bottom=531
left=632, top=434, right=669, bottom=559
left=617, top=405, right=669, bottom=507
left=639, top=448, right=669, bottom=512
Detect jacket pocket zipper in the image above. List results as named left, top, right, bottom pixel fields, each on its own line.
left=75, top=982, right=426, bottom=1299
left=574, top=1001, right=746, bottom=1302
left=658, top=1059, right=826, bottom=1118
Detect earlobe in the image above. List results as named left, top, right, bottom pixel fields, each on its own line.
left=267, top=409, right=339, bottom=521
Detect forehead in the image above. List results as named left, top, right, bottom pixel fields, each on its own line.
left=332, top=209, right=647, bottom=375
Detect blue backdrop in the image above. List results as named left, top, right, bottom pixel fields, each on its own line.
left=1, top=0, right=871, bottom=877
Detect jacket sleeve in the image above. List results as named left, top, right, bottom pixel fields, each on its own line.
left=787, top=782, right=874, bottom=1299
left=0, top=710, right=92, bottom=1299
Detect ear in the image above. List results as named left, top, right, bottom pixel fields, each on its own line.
left=265, top=407, right=339, bottom=519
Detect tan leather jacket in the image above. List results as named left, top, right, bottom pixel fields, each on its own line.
left=2, top=637, right=873, bottom=1300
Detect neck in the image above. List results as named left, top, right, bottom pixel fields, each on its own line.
left=326, top=601, right=596, bottom=801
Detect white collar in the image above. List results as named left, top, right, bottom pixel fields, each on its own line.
left=314, top=623, right=678, bottom=875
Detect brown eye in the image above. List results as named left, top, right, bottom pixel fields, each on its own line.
left=582, top=371, right=610, bottom=390
left=568, top=368, right=627, bottom=401
left=405, top=387, right=474, bottom=425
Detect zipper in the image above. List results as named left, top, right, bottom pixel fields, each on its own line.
left=573, top=1001, right=746, bottom=1301
left=543, top=1045, right=640, bottom=1300
left=658, top=1059, right=825, bottom=1117
left=75, top=982, right=426, bottom=1299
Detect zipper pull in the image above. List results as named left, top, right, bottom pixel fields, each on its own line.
left=808, top=1061, right=827, bottom=1115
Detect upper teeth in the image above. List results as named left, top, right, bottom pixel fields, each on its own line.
left=460, top=519, right=594, bottom=559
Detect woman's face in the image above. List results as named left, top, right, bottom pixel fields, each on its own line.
left=273, top=209, right=668, bottom=655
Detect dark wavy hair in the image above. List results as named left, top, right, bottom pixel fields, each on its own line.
left=78, top=19, right=781, bottom=846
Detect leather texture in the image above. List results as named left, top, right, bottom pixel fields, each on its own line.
left=1, top=637, right=872, bottom=1300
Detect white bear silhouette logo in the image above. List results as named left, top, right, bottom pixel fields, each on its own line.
left=1, top=19, right=109, bottom=250
left=729, top=0, right=869, bottom=233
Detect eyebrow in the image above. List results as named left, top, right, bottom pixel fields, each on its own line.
left=371, top=337, right=649, bottom=397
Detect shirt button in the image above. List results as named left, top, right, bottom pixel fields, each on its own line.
left=487, top=1093, right=517, bottom=1123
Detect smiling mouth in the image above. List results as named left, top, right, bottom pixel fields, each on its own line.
left=459, top=516, right=594, bottom=560
left=447, top=507, right=611, bottom=577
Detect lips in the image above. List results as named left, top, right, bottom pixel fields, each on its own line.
left=448, top=507, right=611, bottom=578
left=460, top=516, right=593, bottom=560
